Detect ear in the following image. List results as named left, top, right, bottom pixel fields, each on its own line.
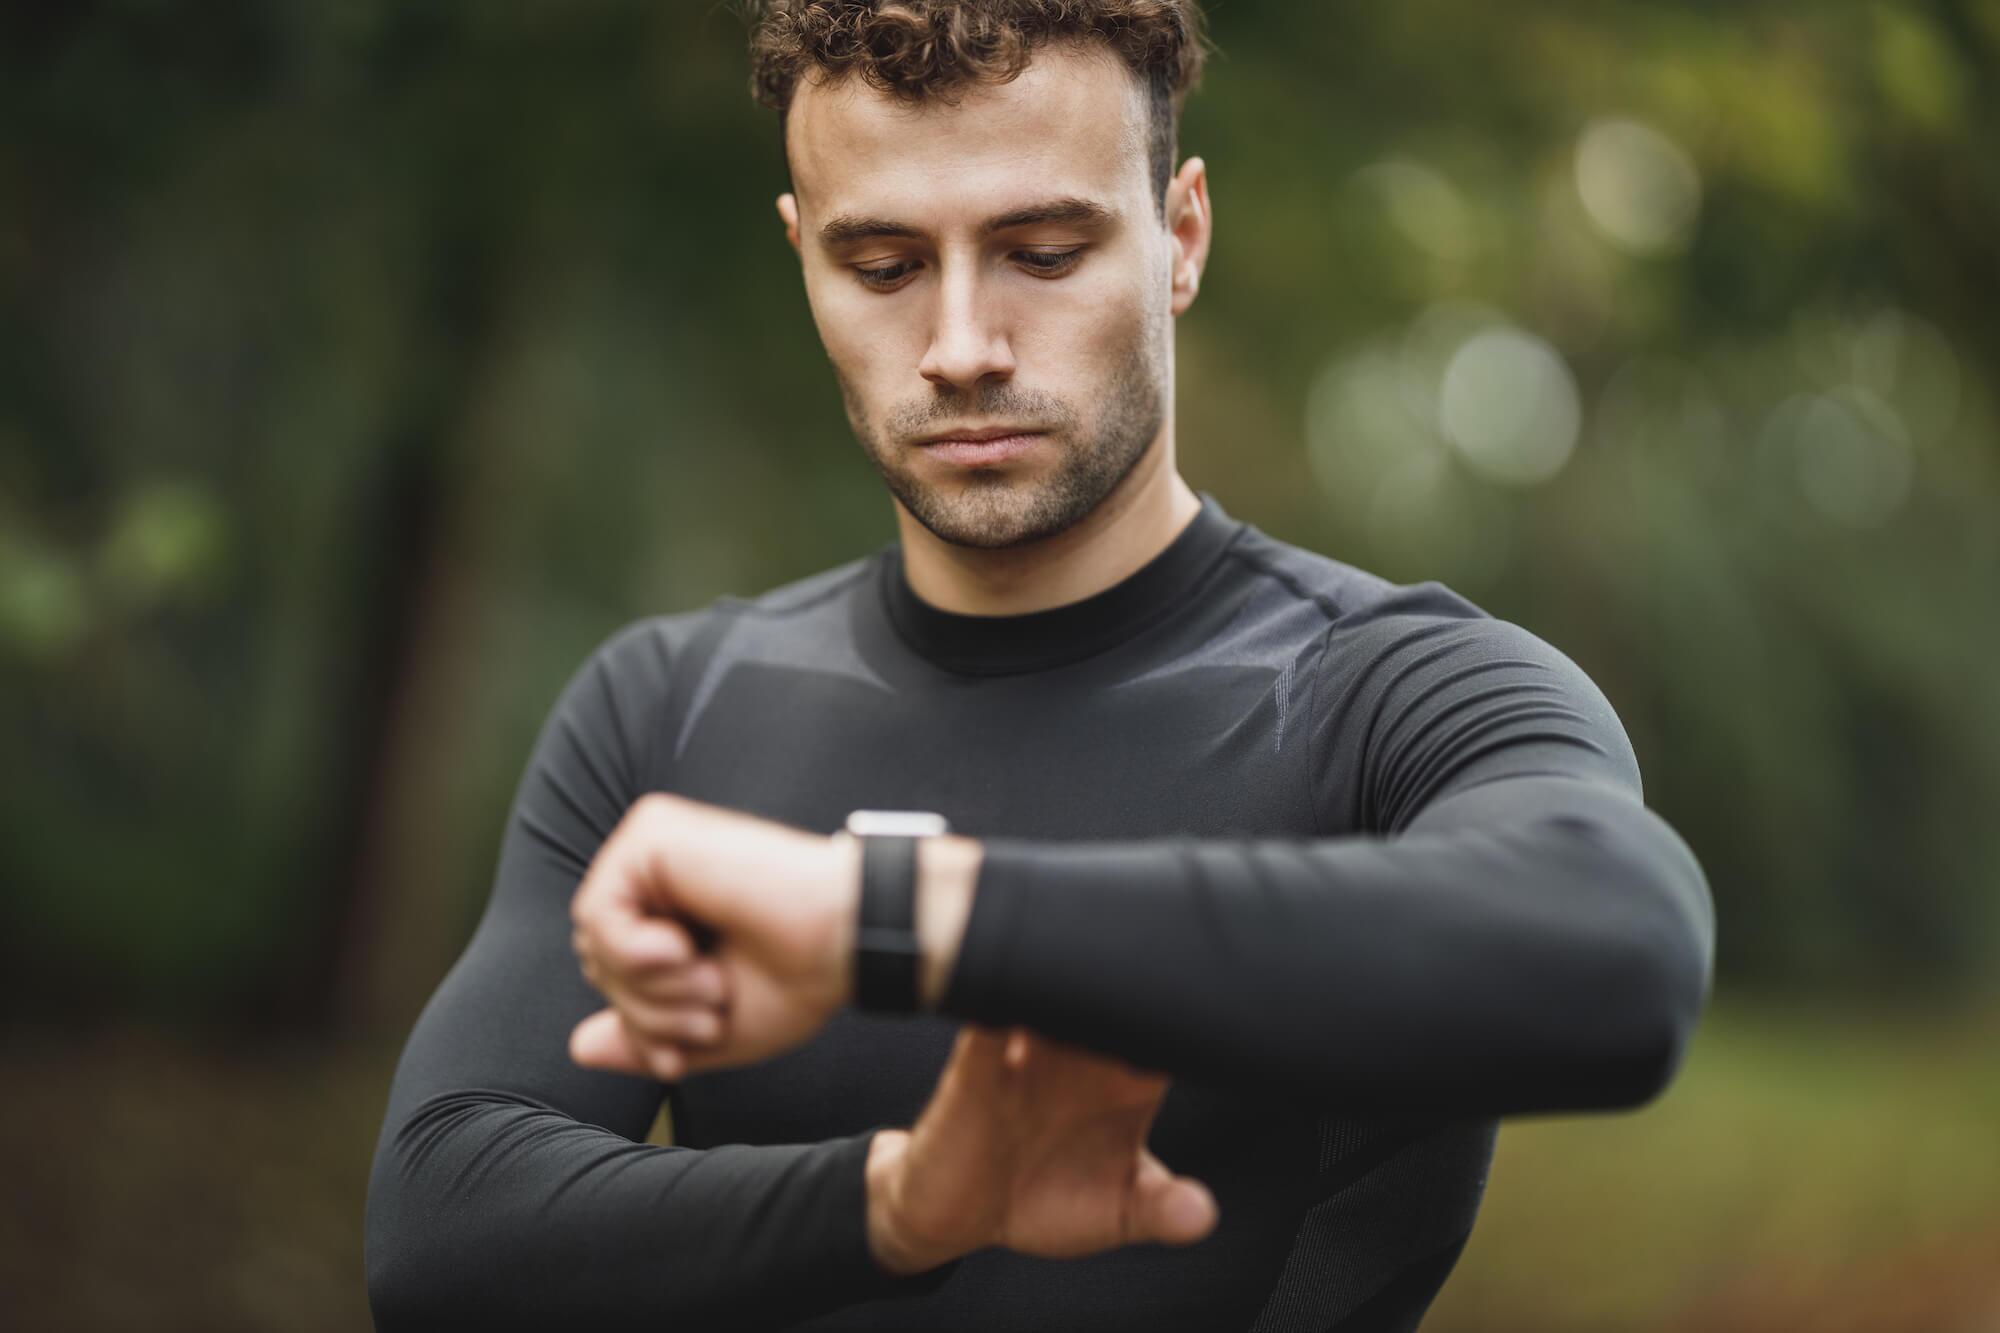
left=777, top=192, right=802, bottom=255
left=1164, top=157, right=1211, bottom=317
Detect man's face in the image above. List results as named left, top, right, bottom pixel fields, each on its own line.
left=781, top=44, right=1187, bottom=549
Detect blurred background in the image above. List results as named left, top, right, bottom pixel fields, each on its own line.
left=3, top=1, right=1996, bottom=1329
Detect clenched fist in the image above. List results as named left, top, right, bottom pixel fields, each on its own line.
left=566, top=792, right=857, bottom=1081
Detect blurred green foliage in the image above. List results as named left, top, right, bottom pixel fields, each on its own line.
left=2, top=0, right=1997, bottom=1029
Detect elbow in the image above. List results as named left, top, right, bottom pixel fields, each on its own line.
left=1597, top=981, right=1700, bottom=1111
left=366, top=1188, right=495, bottom=1333
left=1552, top=803, right=1716, bottom=1111
left=364, top=1172, right=437, bottom=1333
left=363, top=1092, right=517, bottom=1331
left=363, top=1095, right=619, bottom=1332
left=364, top=1251, right=420, bottom=1333
left=1584, top=917, right=1713, bottom=1111
left=364, top=1131, right=495, bottom=1333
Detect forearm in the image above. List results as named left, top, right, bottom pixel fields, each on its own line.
left=367, top=1082, right=952, bottom=1330
left=921, top=775, right=1714, bottom=1116
left=368, top=615, right=960, bottom=1329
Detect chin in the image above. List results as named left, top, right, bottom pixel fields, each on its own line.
left=898, top=473, right=1081, bottom=550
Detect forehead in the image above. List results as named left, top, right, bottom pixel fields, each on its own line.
left=785, top=42, right=1150, bottom=227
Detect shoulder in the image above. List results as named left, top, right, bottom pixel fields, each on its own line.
left=584, top=551, right=878, bottom=680
left=1223, top=520, right=1500, bottom=644
left=1228, top=521, right=1599, bottom=667
left=739, top=553, right=878, bottom=619
left=566, top=552, right=883, bottom=779
left=1230, top=523, right=1636, bottom=824
left=1202, top=520, right=1599, bottom=705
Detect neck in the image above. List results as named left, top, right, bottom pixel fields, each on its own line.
left=893, top=442, right=1202, bottom=617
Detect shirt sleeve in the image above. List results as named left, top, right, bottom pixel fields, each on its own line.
left=938, top=602, right=1716, bottom=1118
left=363, top=618, right=955, bottom=1331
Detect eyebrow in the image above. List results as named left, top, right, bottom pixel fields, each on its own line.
left=816, top=196, right=1116, bottom=249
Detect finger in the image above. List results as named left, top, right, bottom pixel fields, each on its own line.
left=568, top=1008, right=650, bottom=1075
left=575, top=939, right=724, bottom=1010
left=1146, top=1177, right=1218, bottom=1247
left=592, top=914, right=700, bottom=975
left=622, top=1001, right=727, bottom=1047
left=625, top=959, right=729, bottom=1006
left=1127, top=1150, right=1218, bottom=1247
left=618, top=1010, right=689, bottom=1082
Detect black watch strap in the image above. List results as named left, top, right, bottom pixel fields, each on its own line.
left=846, top=810, right=949, bottom=1014
left=854, top=835, right=922, bottom=1013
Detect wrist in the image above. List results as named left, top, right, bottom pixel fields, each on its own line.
left=915, top=836, right=981, bottom=1010
left=833, top=828, right=979, bottom=1012
left=824, top=831, right=864, bottom=1006
left=864, top=1129, right=953, bottom=1276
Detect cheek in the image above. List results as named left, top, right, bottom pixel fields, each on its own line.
left=808, top=280, right=919, bottom=383
left=1025, top=276, right=1152, bottom=378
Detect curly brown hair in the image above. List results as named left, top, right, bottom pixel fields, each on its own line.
left=745, top=1, right=1210, bottom=216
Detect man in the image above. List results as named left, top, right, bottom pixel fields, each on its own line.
left=364, top=2, right=1716, bottom=1330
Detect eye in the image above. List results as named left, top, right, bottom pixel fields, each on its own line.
left=1016, top=248, right=1084, bottom=276
left=854, top=260, right=920, bottom=291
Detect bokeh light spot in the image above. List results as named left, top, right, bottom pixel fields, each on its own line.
left=1350, top=160, right=1475, bottom=262
left=1766, top=390, right=1917, bottom=529
left=1439, top=328, right=1582, bottom=486
left=1575, top=117, right=1703, bottom=256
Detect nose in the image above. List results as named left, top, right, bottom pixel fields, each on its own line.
left=917, top=256, right=1015, bottom=393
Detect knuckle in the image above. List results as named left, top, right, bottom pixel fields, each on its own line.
left=594, top=931, right=631, bottom=969
left=632, top=929, right=691, bottom=974
left=681, top=967, right=724, bottom=1004
left=596, top=928, right=648, bottom=972
left=636, top=792, right=681, bottom=834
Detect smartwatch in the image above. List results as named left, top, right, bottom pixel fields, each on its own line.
left=844, top=809, right=950, bottom=1013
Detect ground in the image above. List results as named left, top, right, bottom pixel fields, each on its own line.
left=3, top=996, right=1994, bottom=1332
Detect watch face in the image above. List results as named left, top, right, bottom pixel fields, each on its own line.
left=844, top=809, right=951, bottom=837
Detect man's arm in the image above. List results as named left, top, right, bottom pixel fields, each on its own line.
left=363, top=621, right=949, bottom=1330
left=928, top=610, right=1715, bottom=1117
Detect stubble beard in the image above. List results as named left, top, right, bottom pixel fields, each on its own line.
left=838, top=320, right=1168, bottom=550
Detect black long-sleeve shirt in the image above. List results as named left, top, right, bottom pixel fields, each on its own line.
left=364, top=491, right=1715, bottom=1332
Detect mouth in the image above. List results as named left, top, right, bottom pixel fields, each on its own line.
left=916, top=425, right=1047, bottom=467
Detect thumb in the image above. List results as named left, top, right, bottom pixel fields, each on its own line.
left=569, top=1007, right=648, bottom=1074
left=1127, top=1149, right=1219, bottom=1247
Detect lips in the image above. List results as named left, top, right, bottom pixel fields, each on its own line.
left=916, top=425, right=1042, bottom=445
left=918, top=432, right=1044, bottom=466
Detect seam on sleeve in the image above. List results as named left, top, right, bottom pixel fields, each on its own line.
left=1221, top=545, right=1352, bottom=841
left=1302, top=613, right=1343, bottom=840
left=624, top=615, right=677, bottom=800
left=591, top=627, right=641, bottom=800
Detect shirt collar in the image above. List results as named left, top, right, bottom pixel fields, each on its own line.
left=877, top=491, right=1244, bottom=676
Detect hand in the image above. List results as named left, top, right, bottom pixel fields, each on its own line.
left=567, top=793, right=856, bottom=1081
left=867, top=1025, right=1219, bottom=1273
